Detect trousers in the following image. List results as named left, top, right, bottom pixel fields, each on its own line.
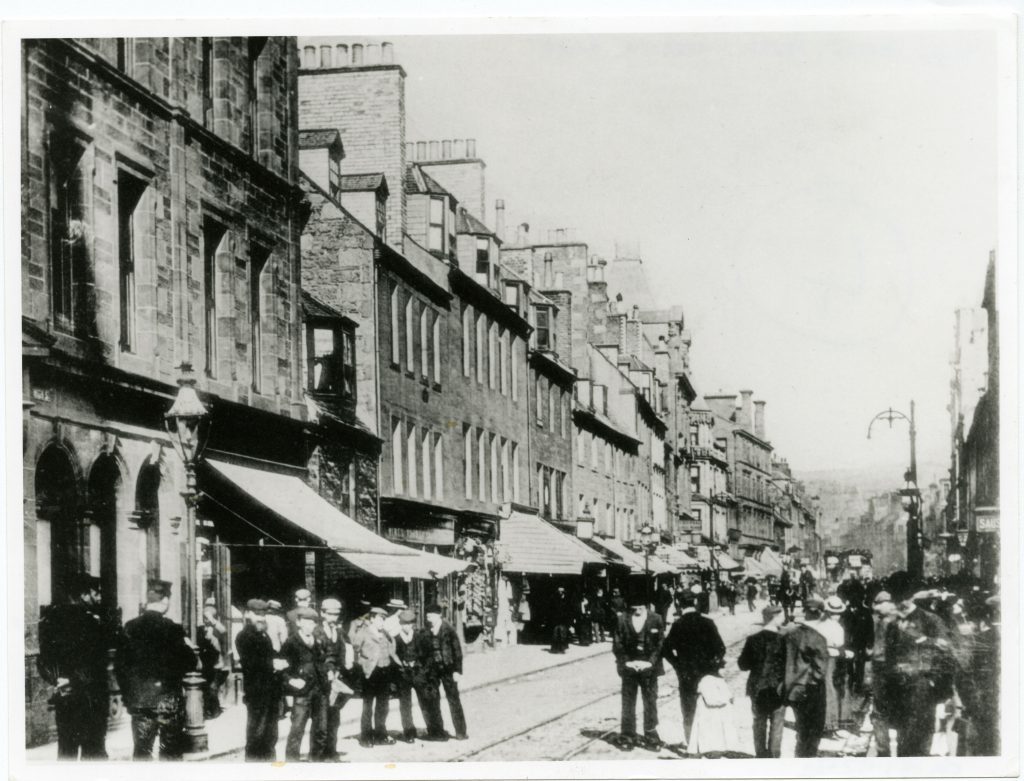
left=678, top=681, right=699, bottom=744
left=871, top=707, right=892, bottom=757
left=130, top=695, right=184, bottom=761
left=620, top=672, right=659, bottom=738
left=244, top=696, right=279, bottom=761
left=413, top=671, right=445, bottom=737
left=751, top=700, right=786, bottom=758
left=551, top=624, right=570, bottom=653
left=792, top=685, right=826, bottom=758
left=360, top=668, right=391, bottom=740
left=54, top=692, right=108, bottom=760
left=396, top=673, right=418, bottom=738
left=439, top=671, right=468, bottom=737
left=286, top=691, right=327, bottom=760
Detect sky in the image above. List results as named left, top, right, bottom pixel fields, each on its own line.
left=391, top=27, right=1000, bottom=477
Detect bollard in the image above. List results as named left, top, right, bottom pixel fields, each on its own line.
left=183, top=669, right=210, bottom=758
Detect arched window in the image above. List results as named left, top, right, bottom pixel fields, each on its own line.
left=88, top=454, right=123, bottom=609
left=35, top=446, right=81, bottom=606
left=136, top=459, right=162, bottom=584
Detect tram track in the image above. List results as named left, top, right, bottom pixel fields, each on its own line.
left=456, top=635, right=748, bottom=763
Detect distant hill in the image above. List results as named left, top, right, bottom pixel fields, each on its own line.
left=796, top=460, right=947, bottom=545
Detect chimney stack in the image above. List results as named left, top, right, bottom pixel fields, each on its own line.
left=738, top=390, right=754, bottom=432
left=754, top=400, right=766, bottom=439
left=494, top=199, right=505, bottom=241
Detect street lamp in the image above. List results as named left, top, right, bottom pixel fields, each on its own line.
left=867, top=401, right=922, bottom=579
left=638, top=524, right=656, bottom=607
left=164, top=362, right=210, bottom=757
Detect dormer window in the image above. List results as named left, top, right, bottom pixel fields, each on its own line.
left=535, top=305, right=554, bottom=352
left=504, top=281, right=521, bottom=310
left=428, top=197, right=445, bottom=253
left=306, top=319, right=356, bottom=402
left=475, top=237, right=490, bottom=287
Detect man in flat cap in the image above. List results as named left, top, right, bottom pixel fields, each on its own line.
left=661, top=590, right=724, bottom=750
left=285, top=588, right=314, bottom=637
left=868, top=590, right=896, bottom=756
left=281, top=605, right=331, bottom=761
left=775, top=596, right=829, bottom=757
left=423, top=603, right=467, bottom=741
left=235, top=599, right=288, bottom=761
left=392, top=609, right=423, bottom=742
left=351, top=606, right=397, bottom=747
left=115, top=580, right=199, bottom=761
left=37, top=573, right=115, bottom=760
left=315, top=597, right=354, bottom=760
left=612, top=597, right=665, bottom=751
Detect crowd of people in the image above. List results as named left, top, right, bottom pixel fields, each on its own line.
left=36, top=567, right=1001, bottom=763
left=38, top=577, right=469, bottom=762
left=610, top=568, right=1001, bottom=758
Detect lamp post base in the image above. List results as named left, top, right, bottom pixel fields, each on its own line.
left=182, top=670, right=210, bottom=759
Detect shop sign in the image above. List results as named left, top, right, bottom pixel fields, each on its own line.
left=848, top=555, right=862, bottom=568
left=976, top=514, right=999, bottom=533
left=386, top=525, right=455, bottom=547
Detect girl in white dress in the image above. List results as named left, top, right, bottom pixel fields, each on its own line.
left=687, top=671, right=741, bottom=755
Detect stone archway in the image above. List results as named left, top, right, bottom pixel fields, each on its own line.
left=35, top=444, right=82, bottom=606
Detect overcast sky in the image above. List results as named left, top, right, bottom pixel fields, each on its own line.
left=393, top=28, right=1000, bottom=477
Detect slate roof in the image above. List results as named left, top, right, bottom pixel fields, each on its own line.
left=405, top=163, right=453, bottom=196
left=340, top=173, right=388, bottom=195
left=299, top=128, right=343, bottom=152
left=497, top=511, right=607, bottom=575
left=455, top=206, right=497, bottom=239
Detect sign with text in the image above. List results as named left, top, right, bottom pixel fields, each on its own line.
left=386, top=525, right=455, bottom=547
left=976, top=513, right=999, bottom=533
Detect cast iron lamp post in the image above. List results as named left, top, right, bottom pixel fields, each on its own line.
left=867, top=401, right=922, bottom=579
left=164, top=362, right=210, bottom=757
left=638, top=523, right=656, bottom=608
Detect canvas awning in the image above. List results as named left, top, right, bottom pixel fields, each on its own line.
left=654, top=544, right=700, bottom=572
left=497, top=511, right=607, bottom=575
left=757, top=546, right=785, bottom=578
left=713, top=550, right=742, bottom=571
left=743, top=555, right=766, bottom=578
left=205, top=459, right=467, bottom=579
left=590, top=536, right=673, bottom=575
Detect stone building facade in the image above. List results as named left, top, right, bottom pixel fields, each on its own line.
left=21, top=35, right=305, bottom=746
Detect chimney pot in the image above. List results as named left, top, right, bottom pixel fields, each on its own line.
left=556, top=228, right=566, bottom=242
left=453, top=139, right=465, bottom=158
left=319, top=45, right=332, bottom=68
left=366, top=43, right=380, bottom=64
left=335, top=44, right=348, bottom=64
left=441, top=139, right=452, bottom=159
left=466, top=139, right=477, bottom=158
left=405, top=142, right=415, bottom=160
left=302, top=45, right=317, bottom=68
left=494, top=199, right=505, bottom=241
left=351, top=43, right=364, bottom=64
left=381, top=41, right=394, bottom=63
left=416, top=141, right=427, bottom=160
left=428, top=141, right=440, bottom=159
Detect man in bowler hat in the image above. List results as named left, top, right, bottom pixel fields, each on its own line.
left=37, top=573, right=115, bottom=760
left=612, top=597, right=665, bottom=750
left=115, top=580, right=198, bottom=761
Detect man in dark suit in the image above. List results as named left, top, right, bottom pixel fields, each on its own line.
left=281, top=606, right=331, bottom=761
left=661, top=591, right=725, bottom=748
left=235, top=599, right=288, bottom=761
left=424, top=603, right=467, bottom=740
left=550, top=586, right=573, bottom=653
left=612, top=599, right=665, bottom=750
left=776, top=596, right=829, bottom=757
left=37, top=573, right=115, bottom=760
left=314, top=598, right=353, bottom=759
left=882, top=578, right=955, bottom=757
left=114, top=580, right=198, bottom=761
left=738, top=604, right=786, bottom=757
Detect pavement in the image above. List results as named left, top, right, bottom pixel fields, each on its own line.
left=25, top=636, right=609, bottom=762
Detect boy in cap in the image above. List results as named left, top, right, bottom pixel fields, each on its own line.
left=37, top=573, right=114, bottom=760
left=235, top=599, right=289, bottom=761
left=115, top=580, right=198, bottom=761
left=281, top=606, right=331, bottom=761
left=286, top=588, right=314, bottom=636
left=612, top=598, right=665, bottom=751
left=775, top=595, right=828, bottom=757
left=315, top=597, right=353, bottom=760
left=392, top=609, right=422, bottom=742
left=738, top=604, right=786, bottom=757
